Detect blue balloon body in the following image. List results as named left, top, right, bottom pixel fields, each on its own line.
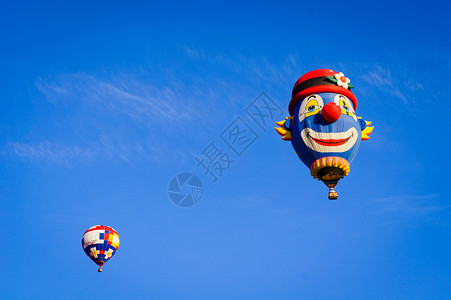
left=276, top=69, right=374, bottom=199
left=290, top=92, right=363, bottom=169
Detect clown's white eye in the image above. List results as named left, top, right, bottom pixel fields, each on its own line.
left=334, top=94, right=357, bottom=121
left=298, top=94, right=324, bottom=122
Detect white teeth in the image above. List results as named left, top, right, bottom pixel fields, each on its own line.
left=301, top=127, right=358, bottom=153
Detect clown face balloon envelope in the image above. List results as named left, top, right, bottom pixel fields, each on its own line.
left=276, top=69, right=373, bottom=199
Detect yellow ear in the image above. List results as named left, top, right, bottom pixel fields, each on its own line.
left=275, top=120, right=286, bottom=127
left=275, top=117, right=292, bottom=141
left=362, top=121, right=374, bottom=140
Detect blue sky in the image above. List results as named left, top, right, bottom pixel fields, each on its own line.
left=1, top=0, right=450, bottom=299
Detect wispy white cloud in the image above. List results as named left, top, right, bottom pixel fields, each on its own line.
left=6, top=135, right=177, bottom=166
left=374, top=193, right=447, bottom=216
left=184, top=46, right=205, bottom=60
left=24, top=70, right=244, bottom=165
left=349, top=44, right=450, bottom=117
left=6, top=50, right=305, bottom=165
left=7, top=141, right=98, bottom=166
left=35, top=72, right=204, bottom=126
left=361, top=66, right=394, bottom=87
left=358, top=64, right=409, bottom=104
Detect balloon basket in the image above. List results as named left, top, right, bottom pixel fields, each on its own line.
left=313, top=165, right=344, bottom=200
left=327, top=187, right=338, bottom=200
left=322, top=180, right=339, bottom=200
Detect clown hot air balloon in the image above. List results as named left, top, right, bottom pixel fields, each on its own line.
left=82, top=225, right=120, bottom=272
left=276, top=69, right=373, bottom=200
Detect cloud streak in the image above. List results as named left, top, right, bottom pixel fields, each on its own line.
left=9, top=51, right=290, bottom=165
left=35, top=72, right=201, bottom=126
left=374, top=193, right=447, bottom=216
left=6, top=135, right=173, bottom=166
left=14, top=48, right=302, bottom=166
left=357, top=64, right=409, bottom=105
left=7, top=141, right=98, bottom=166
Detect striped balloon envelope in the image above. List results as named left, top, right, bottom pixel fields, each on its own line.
left=82, top=225, right=120, bottom=272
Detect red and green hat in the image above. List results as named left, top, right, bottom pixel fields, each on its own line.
left=289, top=69, right=358, bottom=115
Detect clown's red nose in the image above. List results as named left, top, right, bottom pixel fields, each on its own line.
left=321, top=102, right=341, bottom=123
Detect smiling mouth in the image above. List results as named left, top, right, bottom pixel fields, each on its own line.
left=309, top=133, right=352, bottom=146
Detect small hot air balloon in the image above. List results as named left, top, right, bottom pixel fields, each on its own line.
left=82, top=225, right=120, bottom=272
left=276, top=69, right=373, bottom=199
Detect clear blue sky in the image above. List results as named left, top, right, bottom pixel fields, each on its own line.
left=1, top=1, right=450, bottom=299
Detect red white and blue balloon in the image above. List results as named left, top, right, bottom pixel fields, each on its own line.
left=82, top=225, right=120, bottom=272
